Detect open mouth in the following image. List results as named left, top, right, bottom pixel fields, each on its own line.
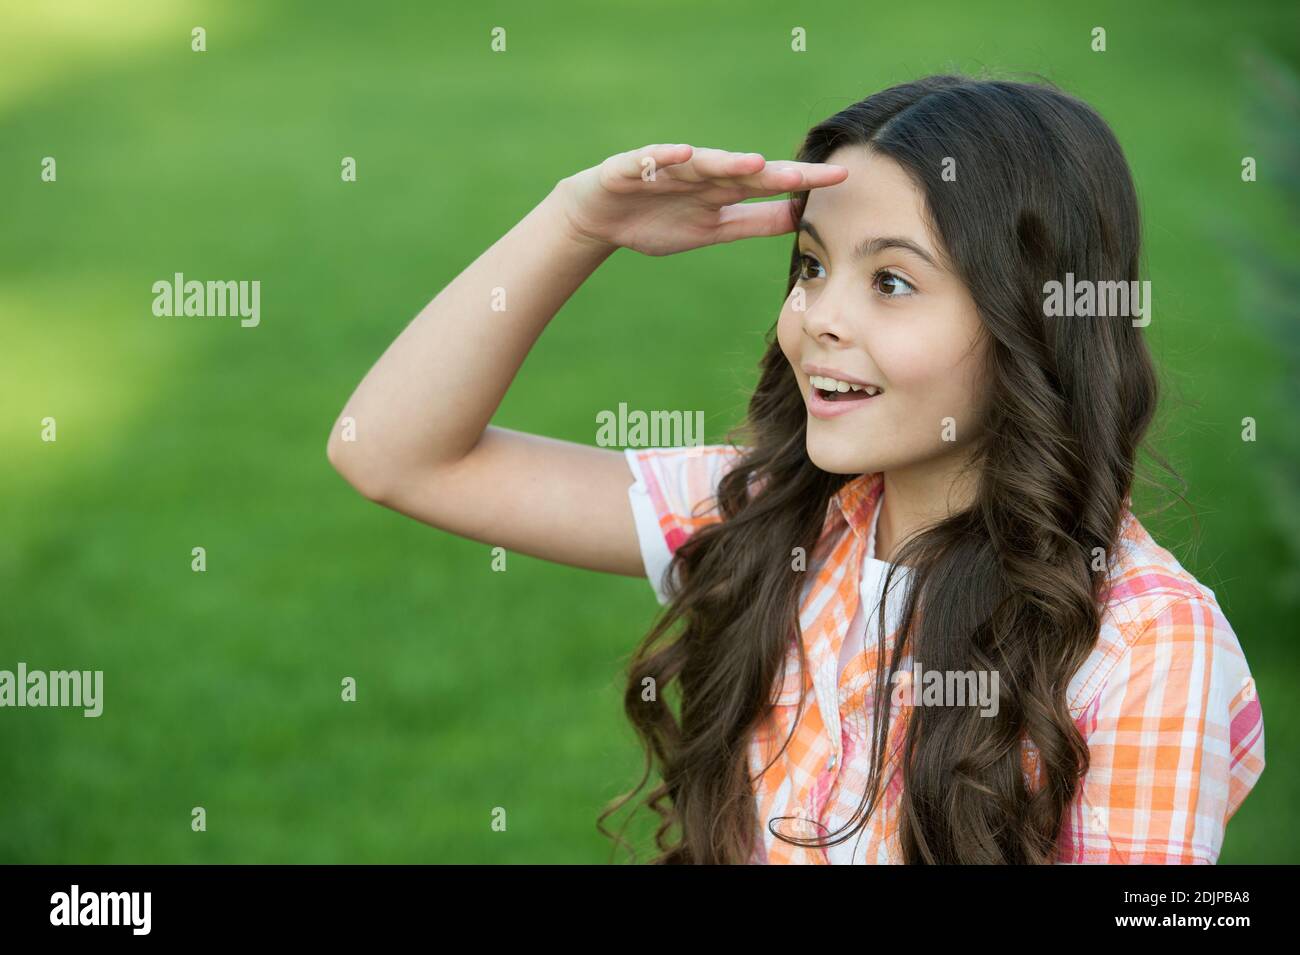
left=809, top=374, right=883, bottom=402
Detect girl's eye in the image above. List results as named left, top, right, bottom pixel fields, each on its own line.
left=796, top=253, right=824, bottom=282
left=797, top=255, right=916, bottom=298
left=874, top=269, right=916, bottom=298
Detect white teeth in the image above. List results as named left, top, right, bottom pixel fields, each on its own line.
left=809, top=374, right=881, bottom=396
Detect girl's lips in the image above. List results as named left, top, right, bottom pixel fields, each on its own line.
left=807, top=382, right=882, bottom=419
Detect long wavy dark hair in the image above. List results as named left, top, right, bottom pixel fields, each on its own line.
left=599, top=74, right=1165, bottom=863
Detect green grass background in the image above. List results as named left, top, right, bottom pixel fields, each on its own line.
left=1, top=0, right=1296, bottom=863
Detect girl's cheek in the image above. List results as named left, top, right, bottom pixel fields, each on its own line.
left=873, top=314, right=980, bottom=387
left=867, top=334, right=942, bottom=391
left=776, top=304, right=800, bottom=361
left=900, top=365, right=987, bottom=444
left=873, top=339, right=983, bottom=427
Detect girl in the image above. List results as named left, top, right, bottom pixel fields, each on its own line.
left=328, top=74, right=1265, bottom=864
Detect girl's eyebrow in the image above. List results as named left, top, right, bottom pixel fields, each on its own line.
left=798, top=219, right=938, bottom=268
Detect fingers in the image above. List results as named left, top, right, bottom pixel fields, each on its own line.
left=603, top=144, right=848, bottom=196
left=666, top=146, right=848, bottom=195
left=713, top=197, right=799, bottom=243
left=602, top=143, right=696, bottom=182
left=677, top=146, right=767, bottom=181
left=726, top=158, right=849, bottom=194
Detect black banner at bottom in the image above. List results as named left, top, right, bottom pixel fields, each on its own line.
left=0, top=863, right=1284, bottom=940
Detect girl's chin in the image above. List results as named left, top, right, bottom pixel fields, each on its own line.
left=805, top=437, right=884, bottom=477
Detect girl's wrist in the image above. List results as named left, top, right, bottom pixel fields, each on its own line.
left=545, top=176, right=619, bottom=261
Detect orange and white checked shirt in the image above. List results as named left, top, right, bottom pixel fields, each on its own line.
left=624, top=444, right=1266, bottom=864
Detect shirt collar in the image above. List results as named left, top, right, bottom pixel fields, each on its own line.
left=830, top=471, right=885, bottom=545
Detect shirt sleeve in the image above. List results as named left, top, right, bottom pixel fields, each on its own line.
left=1058, top=594, right=1265, bottom=864
left=623, top=444, right=747, bottom=606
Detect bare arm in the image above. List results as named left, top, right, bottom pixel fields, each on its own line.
left=326, top=144, right=847, bottom=576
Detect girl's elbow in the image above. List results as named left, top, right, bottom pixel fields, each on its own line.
left=327, top=431, right=393, bottom=504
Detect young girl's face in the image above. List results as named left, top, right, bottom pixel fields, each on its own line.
left=777, top=146, right=989, bottom=478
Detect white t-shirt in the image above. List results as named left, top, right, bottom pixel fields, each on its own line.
left=835, top=499, right=908, bottom=681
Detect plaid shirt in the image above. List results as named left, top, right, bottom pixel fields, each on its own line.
left=624, top=444, right=1266, bottom=864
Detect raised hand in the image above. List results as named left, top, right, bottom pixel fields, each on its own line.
left=554, top=143, right=848, bottom=257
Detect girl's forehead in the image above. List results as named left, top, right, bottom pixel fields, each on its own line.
left=795, top=147, right=941, bottom=263
left=802, top=149, right=937, bottom=253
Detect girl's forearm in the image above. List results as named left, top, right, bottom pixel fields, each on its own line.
left=328, top=182, right=616, bottom=492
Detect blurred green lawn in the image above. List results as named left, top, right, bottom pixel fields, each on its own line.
left=1, top=0, right=1296, bottom=862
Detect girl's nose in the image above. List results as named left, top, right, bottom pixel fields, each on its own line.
left=801, top=297, right=853, bottom=345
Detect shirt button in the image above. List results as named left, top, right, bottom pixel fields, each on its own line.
left=826, top=754, right=837, bottom=770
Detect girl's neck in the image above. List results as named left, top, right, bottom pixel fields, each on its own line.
left=876, top=452, right=980, bottom=564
